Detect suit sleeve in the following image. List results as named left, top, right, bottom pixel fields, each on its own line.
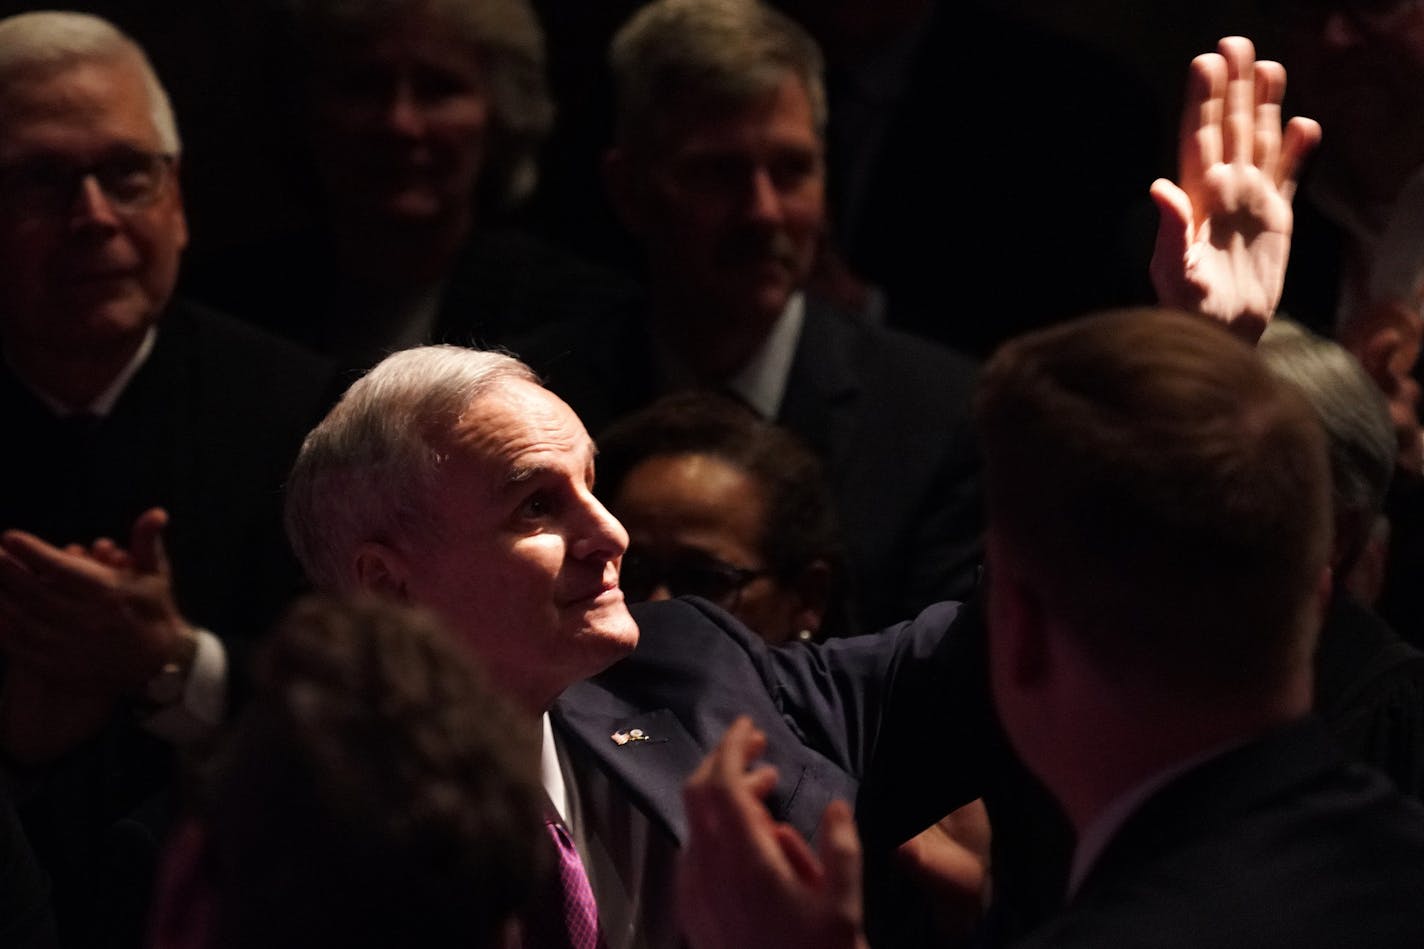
left=683, top=596, right=1001, bottom=848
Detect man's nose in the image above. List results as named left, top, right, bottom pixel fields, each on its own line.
left=570, top=493, right=630, bottom=562
left=743, top=167, right=785, bottom=225
left=69, top=174, right=121, bottom=230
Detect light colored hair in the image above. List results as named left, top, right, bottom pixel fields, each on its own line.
left=285, top=345, right=538, bottom=593
left=0, top=11, right=181, bottom=154
left=1258, top=317, right=1397, bottom=568
left=285, top=0, right=552, bottom=207
left=609, top=0, right=827, bottom=147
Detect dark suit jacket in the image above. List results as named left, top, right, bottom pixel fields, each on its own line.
left=0, top=300, right=337, bottom=947
left=1012, top=719, right=1424, bottom=948
left=549, top=596, right=992, bottom=949
left=518, top=295, right=983, bottom=630
left=181, top=227, right=638, bottom=378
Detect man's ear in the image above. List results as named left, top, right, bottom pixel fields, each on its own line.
left=602, top=146, right=648, bottom=237
left=990, top=567, right=1051, bottom=689
left=352, top=541, right=412, bottom=601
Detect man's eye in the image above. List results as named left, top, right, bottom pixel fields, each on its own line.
left=519, top=493, right=553, bottom=518
left=769, top=153, right=819, bottom=191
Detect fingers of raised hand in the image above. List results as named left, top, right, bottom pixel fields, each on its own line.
left=1220, top=36, right=1257, bottom=165
left=1253, top=60, right=1285, bottom=178
left=1277, top=117, right=1322, bottom=204
left=1181, top=52, right=1226, bottom=195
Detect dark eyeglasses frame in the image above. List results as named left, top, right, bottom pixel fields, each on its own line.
left=619, top=550, right=774, bottom=609
left=0, top=148, right=177, bottom=218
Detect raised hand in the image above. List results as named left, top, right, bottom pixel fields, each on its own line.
left=1150, top=36, right=1322, bottom=340
left=678, top=717, right=867, bottom=949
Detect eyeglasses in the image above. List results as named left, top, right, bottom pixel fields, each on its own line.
left=0, top=148, right=176, bottom=217
left=618, top=549, right=773, bottom=607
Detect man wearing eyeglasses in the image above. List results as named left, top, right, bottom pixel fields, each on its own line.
left=0, top=12, right=333, bottom=944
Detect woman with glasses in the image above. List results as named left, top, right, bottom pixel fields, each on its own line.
left=596, top=391, right=854, bottom=645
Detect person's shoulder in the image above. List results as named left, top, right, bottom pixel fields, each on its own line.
left=1028, top=734, right=1424, bottom=948
left=627, top=597, right=763, bottom=654
left=164, top=298, right=331, bottom=373
left=160, top=297, right=339, bottom=421
left=802, top=294, right=978, bottom=396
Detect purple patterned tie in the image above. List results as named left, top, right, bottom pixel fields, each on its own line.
left=544, top=816, right=603, bottom=949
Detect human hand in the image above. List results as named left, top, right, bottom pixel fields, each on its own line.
left=896, top=799, right=992, bottom=943
left=1150, top=36, right=1321, bottom=340
left=0, top=507, right=194, bottom=695
left=678, top=717, right=867, bottom=949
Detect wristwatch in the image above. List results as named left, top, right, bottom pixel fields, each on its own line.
left=143, top=629, right=199, bottom=709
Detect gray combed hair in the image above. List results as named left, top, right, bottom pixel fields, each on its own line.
left=0, top=11, right=181, bottom=154
left=284, top=345, right=538, bottom=593
left=610, top=0, right=827, bottom=147
left=285, top=0, right=553, bottom=207
left=1258, top=318, right=1397, bottom=539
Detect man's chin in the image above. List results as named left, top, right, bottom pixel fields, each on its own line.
left=572, top=591, right=639, bottom=651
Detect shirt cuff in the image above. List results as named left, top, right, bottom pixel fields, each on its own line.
left=143, top=628, right=227, bottom=745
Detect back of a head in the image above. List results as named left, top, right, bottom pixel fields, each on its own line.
left=201, top=596, right=546, bottom=949
left=609, top=0, right=826, bottom=147
left=975, top=309, right=1332, bottom=701
left=1258, top=318, right=1396, bottom=572
left=0, top=10, right=180, bottom=153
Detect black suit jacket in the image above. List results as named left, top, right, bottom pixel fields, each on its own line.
left=0, top=300, right=337, bottom=947
left=1012, top=719, right=1424, bottom=948
left=518, top=295, right=982, bottom=630
left=181, top=227, right=638, bottom=378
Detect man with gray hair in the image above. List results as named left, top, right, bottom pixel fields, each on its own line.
left=522, top=0, right=984, bottom=633
left=0, top=11, right=333, bottom=943
left=284, top=26, right=1321, bottom=949
left=284, top=342, right=882, bottom=949
left=1259, top=319, right=1424, bottom=800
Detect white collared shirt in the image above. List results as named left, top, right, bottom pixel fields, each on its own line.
left=652, top=291, right=806, bottom=419
left=13, top=326, right=156, bottom=417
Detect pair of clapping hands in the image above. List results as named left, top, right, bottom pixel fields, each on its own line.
left=676, top=37, right=1321, bottom=949
left=0, top=507, right=193, bottom=763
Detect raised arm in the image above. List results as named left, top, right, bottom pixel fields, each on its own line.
left=1150, top=36, right=1322, bottom=340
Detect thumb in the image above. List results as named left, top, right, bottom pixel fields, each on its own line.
left=1148, top=178, right=1199, bottom=308
left=131, top=507, right=171, bottom=577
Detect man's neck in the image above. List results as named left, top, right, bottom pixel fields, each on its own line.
left=3, top=329, right=151, bottom=413
left=646, top=287, right=785, bottom=382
